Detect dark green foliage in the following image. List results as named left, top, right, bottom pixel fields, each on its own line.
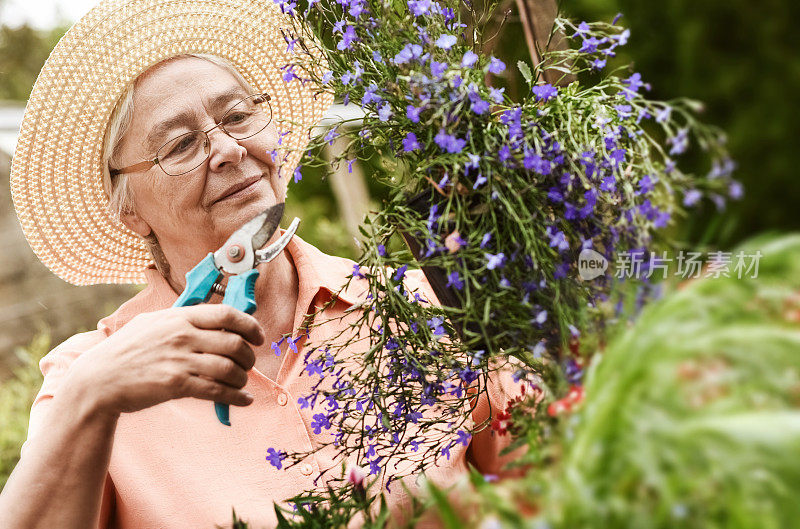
left=557, top=0, right=800, bottom=247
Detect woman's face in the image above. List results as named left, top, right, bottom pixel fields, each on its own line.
left=115, top=56, right=284, bottom=261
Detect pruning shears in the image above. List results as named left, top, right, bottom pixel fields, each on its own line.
left=172, top=203, right=300, bottom=426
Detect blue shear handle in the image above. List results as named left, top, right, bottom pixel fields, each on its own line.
left=173, top=254, right=220, bottom=308
left=172, top=253, right=232, bottom=426
left=222, top=270, right=260, bottom=315
left=212, top=269, right=260, bottom=427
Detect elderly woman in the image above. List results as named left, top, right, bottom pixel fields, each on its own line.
left=0, top=1, right=524, bottom=528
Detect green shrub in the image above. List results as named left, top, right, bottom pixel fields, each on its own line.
left=0, top=333, right=50, bottom=490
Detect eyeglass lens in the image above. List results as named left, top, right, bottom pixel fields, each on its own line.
left=156, top=94, right=272, bottom=176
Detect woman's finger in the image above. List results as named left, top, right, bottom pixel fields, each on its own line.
left=180, top=375, right=254, bottom=407
left=182, top=304, right=265, bottom=345
left=185, top=329, right=256, bottom=371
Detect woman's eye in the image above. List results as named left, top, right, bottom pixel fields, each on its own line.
left=224, top=111, right=251, bottom=125
left=166, top=134, right=198, bottom=157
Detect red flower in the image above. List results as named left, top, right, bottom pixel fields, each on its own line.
left=491, top=411, right=512, bottom=436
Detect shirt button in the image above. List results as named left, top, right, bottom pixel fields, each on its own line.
left=300, top=463, right=313, bottom=476
left=277, top=393, right=288, bottom=406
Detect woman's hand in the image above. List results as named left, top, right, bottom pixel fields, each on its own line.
left=63, top=304, right=265, bottom=417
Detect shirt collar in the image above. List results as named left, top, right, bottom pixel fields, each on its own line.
left=99, top=232, right=366, bottom=334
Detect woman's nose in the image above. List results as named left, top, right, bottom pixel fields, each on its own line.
left=206, top=128, right=247, bottom=171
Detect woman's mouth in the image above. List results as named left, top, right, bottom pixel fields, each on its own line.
left=213, top=175, right=263, bottom=204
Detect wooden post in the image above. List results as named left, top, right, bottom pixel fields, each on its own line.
left=513, top=0, right=574, bottom=86
left=323, top=134, right=371, bottom=249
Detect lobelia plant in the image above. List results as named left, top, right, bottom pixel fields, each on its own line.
left=249, top=0, right=742, bottom=524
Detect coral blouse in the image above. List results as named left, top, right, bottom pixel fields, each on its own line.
left=21, top=234, right=524, bottom=528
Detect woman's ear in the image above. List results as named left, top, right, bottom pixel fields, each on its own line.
left=120, top=208, right=153, bottom=237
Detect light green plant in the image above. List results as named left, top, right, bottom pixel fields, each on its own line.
left=0, top=333, right=50, bottom=490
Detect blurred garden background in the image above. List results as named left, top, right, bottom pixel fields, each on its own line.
left=1, top=0, right=798, bottom=496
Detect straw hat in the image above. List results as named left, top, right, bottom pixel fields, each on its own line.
left=10, top=0, right=334, bottom=285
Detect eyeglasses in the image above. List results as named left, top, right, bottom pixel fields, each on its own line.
left=110, top=93, right=272, bottom=177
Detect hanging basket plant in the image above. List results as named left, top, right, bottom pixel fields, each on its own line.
left=264, top=0, right=740, bottom=504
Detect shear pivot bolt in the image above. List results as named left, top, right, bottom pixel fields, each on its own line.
left=227, top=244, right=245, bottom=262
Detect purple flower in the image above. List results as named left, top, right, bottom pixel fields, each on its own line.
left=470, top=96, right=489, bottom=115
left=668, top=128, right=689, bottom=156
left=441, top=442, right=452, bottom=460
left=393, top=264, right=408, bottom=281
left=592, top=58, right=607, bottom=70
left=368, top=457, right=382, bottom=476
left=349, top=0, right=365, bottom=17
left=489, top=86, right=505, bottom=104
left=487, top=56, right=505, bottom=74
left=574, top=21, right=590, bottom=38
left=580, top=36, right=601, bottom=53
left=614, top=104, right=632, bottom=119
left=271, top=342, right=281, bottom=356
left=547, top=186, right=564, bottom=203
left=393, top=43, right=423, bottom=65
left=523, top=150, right=551, bottom=175
left=683, top=189, right=702, bottom=207
left=297, top=395, right=312, bottom=409
left=531, top=83, right=558, bottom=102
left=485, top=252, right=506, bottom=270
left=446, top=271, right=464, bottom=290
left=729, top=180, right=743, bottom=199
left=434, top=129, right=466, bottom=153
left=266, top=448, right=286, bottom=469
left=427, top=316, right=446, bottom=337
left=498, top=144, right=512, bottom=164
left=378, top=103, right=393, bottom=121
left=435, top=34, right=457, bottom=49
left=546, top=226, right=569, bottom=252
left=337, top=25, right=357, bottom=51
left=430, top=60, right=447, bottom=79
left=461, top=50, right=479, bottom=68
left=324, top=127, right=338, bottom=145
left=480, top=232, right=492, bottom=248
left=406, top=104, right=423, bottom=123
left=622, top=72, right=650, bottom=100
left=310, top=413, right=331, bottom=434
left=402, top=132, right=421, bottom=152
left=407, top=0, right=431, bottom=16
left=637, top=174, right=655, bottom=195
left=352, top=263, right=365, bottom=278
left=601, top=176, right=616, bottom=192
left=610, top=148, right=626, bottom=166
left=655, top=107, right=671, bottom=123
left=455, top=430, right=471, bottom=447
left=377, top=244, right=387, bottom=256
left=372, top=50, right=383, bottom=63
left=293, top=167, right=303, bottom=183
left=473, top=173, right=488, bottom=189
left=361, top=82, right=382, bottom=106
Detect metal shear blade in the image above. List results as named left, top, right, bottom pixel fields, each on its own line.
left=213, top=203, right=285, bottom=275
left=255, top=217, right=300, bottom=264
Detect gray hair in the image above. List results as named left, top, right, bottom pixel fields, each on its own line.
left=101, top=53, right=255, bottom=278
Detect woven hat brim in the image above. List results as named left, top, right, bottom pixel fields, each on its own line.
left=11, top=0, right=334, bottom=285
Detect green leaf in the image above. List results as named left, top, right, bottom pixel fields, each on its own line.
left=517, top=60, right=533, bottom=86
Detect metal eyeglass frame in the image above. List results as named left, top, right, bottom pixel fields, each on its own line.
left=109, top=93, right=272, bottom=177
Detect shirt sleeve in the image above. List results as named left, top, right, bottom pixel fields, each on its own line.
left=19, top=331, right=117, bottom=529
left=465, top=361, right=529, bottom=478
